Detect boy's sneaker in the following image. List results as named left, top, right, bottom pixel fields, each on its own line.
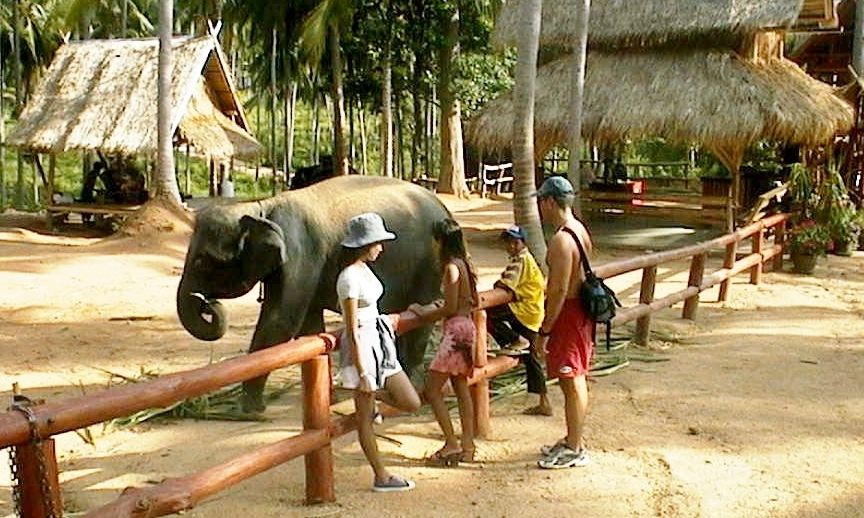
left=540, top=438, right=567, bottom=456
left=373, top=475, right=415, bottom=493
left=538, top=445, right=590, bottom=469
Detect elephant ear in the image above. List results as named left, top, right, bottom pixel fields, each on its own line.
left=239, top=215, right=287, bottom=281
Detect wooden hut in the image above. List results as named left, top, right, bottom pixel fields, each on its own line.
left=470, top=0, right=854, bottom=228
left=7, top=34, right=261, bottom=219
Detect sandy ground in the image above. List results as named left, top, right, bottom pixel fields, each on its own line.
left=0, top=193, right=863, bottom=517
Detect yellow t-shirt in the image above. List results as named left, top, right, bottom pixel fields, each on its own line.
left=495, top=248, right=545, bottom=331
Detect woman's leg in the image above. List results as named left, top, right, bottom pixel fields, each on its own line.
left=354, top=390, right=390, bottom=483
left=381, top=371, right=421, bottom=413
left=451, top=376, right=475, bottom=454
left=424, top=370, right=460, bottom=452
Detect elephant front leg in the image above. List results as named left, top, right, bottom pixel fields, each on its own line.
left=241, top=308, right=325, bottom=413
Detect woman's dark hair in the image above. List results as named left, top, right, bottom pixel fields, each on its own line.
left=339, top=244, right=371, bottom=269
left=433, top=218, right=478, bottom=305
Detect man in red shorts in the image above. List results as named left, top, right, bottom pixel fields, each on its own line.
left=533, top=176, right=594, bottom=469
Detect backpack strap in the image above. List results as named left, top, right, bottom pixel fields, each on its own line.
left=559, top=226, right=593, bottom=277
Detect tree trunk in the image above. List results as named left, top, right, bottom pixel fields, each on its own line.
left=512, top=0, right=547, bottom=265
left=566, top=0, right=591, bottom=215
left=381, top=2, right=394, bottom=178
left=395, top=87, right=405, bottom=180
left=284, top=83, right=297, bottom=182
left=13, top=0, right=25, bottom=209
left=411, top=53, right=424, bottom=180
left=0, top=29, right=6, bottom=210
left=358, top=100, right=368, bottom=175
left=313, top=96, right=321, bottom=164
left=329, top=24, right=349, bottom=176
left=436, top=5, right=469, bottom=197
left=122, top=0, right=129, bottom=38
left=854, top=0, right=864, bottom=75
left=270, top=27, right=278, bottom=195
left=152, top=0, right=183, bottom=206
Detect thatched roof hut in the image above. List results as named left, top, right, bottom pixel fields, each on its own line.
left=492, top=0, right=805, bottom=49
left=468, top=50, right=854, bottom=164
left=7, top=35, right=261, bottom=159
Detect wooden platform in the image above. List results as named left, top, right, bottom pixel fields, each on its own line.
left=583, top=190, right=729, bottom=227
left=47, top=203, right=142, bottom=229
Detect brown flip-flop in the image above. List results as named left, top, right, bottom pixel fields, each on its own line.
left=523, top=405, right=553, bottom=416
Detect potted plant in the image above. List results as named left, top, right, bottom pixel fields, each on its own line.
left=817, top=166, right=859, bottom=256
left=788, top=220, right=830, bottom=273
left=827, top=203, right=860, bottom=256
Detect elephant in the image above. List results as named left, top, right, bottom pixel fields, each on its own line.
left=177, top=175, right=448, bottom=412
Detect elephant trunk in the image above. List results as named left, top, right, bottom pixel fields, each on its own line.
left=177, top=278, right=228, bottom=341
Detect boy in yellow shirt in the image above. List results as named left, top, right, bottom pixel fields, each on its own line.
left=488, top=225, right=551, bottom=416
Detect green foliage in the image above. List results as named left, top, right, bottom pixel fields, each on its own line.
left=788, top=220, right=830, bottom=257
left=453, top=49, right=515, bottom=118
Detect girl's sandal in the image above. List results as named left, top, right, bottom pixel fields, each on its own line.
left=426, top=447, right=463, bottom=467
left=460, top=448, right=476, bottom=463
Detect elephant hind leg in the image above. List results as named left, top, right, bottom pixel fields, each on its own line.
left=241, top=378, right=268, bottom=413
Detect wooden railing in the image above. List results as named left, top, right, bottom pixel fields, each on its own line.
left=0, top=212, right=790, bottom=517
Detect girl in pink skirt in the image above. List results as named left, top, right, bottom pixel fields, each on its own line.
left=409, top=218, right=479, bottom=466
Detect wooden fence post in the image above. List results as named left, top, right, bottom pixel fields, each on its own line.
left=750, top=229, right=764, bottom=284
left=683, top=253, right=707, bottom=320
left=471, top=310, right=490, bottom=439
left=773, top=223, right=785, bottom=271
left=635, top=265, right=657, bottom=346
left=12, top=439, right=62, bottom=518
left=302, top=354, right=334, bottom=504
left=718, top=241, right=737, bottom=302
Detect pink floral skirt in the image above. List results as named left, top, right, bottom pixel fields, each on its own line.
left=429, top=315, right=476, bottom=377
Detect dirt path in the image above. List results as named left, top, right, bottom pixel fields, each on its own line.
left=1, top=197, right=862, bottom=517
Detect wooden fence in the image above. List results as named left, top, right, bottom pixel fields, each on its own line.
left=0, top=212, right=790, bottom=517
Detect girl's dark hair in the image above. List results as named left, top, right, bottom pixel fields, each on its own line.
left=340, top=244, right=371, bottom=269
left=433, top=218, right=478, bottom=305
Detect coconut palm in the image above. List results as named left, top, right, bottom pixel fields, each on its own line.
left=565, top=0, right=590, bottom=214
left=154, top=0, right=182, bottom=206
left=510, top=0, right=546, bottom=264
left=301, top=0, right=352, bottom=177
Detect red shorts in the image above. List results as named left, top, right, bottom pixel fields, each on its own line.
left=546, top=299, right=594, bottom=378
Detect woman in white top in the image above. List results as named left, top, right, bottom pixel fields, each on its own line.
left=337, top=212, right=421, bottom=492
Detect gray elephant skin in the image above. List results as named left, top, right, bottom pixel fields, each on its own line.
left=177, top=175, right=447, bottom=412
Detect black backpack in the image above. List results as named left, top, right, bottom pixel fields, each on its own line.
left=560, top=227, right=622, bottom=351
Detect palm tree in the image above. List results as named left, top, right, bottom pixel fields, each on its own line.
left=301, top=0, right=352, bottom=177
left=566, top=0, right=590, bottom=215
left=511, top=0, right=546, bottom=264
left=153, top=0, right=182, bottom=206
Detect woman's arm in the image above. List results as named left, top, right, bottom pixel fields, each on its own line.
left=413, top=262, right=459, bottom=323
left=343, top=296, right=372, bottom=392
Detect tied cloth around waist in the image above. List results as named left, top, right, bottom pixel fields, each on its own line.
left=355, top=315, right=399, bottom=389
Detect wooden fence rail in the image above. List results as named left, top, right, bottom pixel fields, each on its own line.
left=0, top=212, right=791, bottom=517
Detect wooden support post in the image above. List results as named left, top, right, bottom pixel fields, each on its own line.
left=471, top=310, right=490, bottom=439
left=718, top=241, right=737, bottom=302
left=682, top=253, right=707, bottom=320
left=12, top=438, right=62, bottom=518
left=301, top=354, right=336, bottom=504
left=750, top=229, right=764, bottom=284
left=302, top=354, right=334, bottom=504
left=773, top=223, right=785, bottom=271
left=635, top=265, right=657, bottom=346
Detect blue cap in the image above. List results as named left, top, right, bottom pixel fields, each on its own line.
left=500, top=225, right=525, bottom=240
left=533, top=176, right=575, bottom=198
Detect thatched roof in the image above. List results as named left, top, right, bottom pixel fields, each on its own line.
left=493, top=0, right=804, bottom=49
left=468, top=50, right=854, bottom=158
left=7, top=36, right=261, bottom=158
